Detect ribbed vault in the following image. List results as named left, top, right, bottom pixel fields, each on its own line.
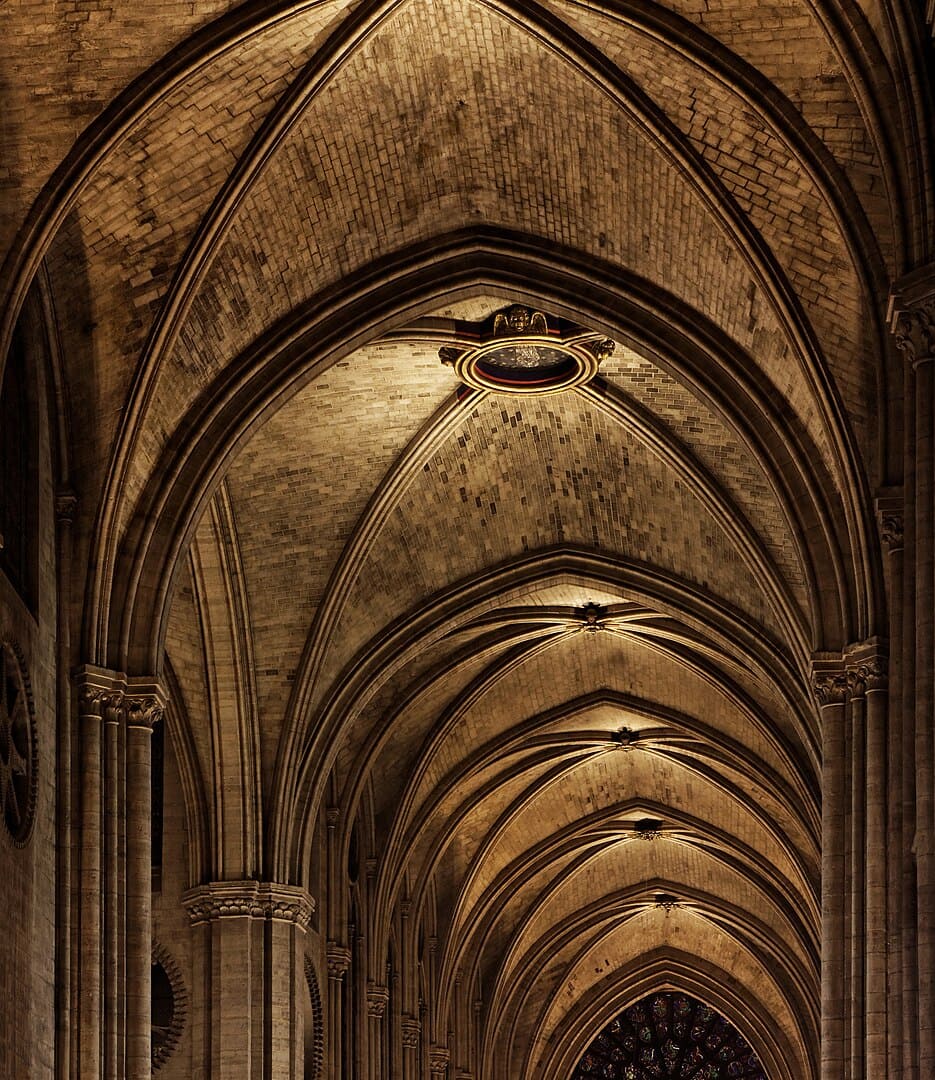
left=2, top=0, right=923, bottom=1074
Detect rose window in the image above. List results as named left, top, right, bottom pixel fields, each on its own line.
left=0, top=641, right=37, bottom=845
left=571, top=991, right=768, bottom=1079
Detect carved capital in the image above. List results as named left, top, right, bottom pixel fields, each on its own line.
left=879, top=511, right=904, bottom=551
left=876, top=491, right=904, bottom=552
left=812, top=673, right=848, bottom=705
left=401, top=1015, right=421, bottom=1049
left=889, top=267, right=935, bottom=368
left=183, top=881, right=262, bottom=923
left=429, top=1046, right=450, bottom=1075
left=861, top=657, right=888, bottom=692
left=74, top=668, right=168, bottom=729
left=326, top=942, right=352, bottom=979
left=654, top=892, right=680, bottom=912
left=325, top=806, right=340, bottom=828
left=182, top=881, right=314, bottom=929
left=259, top=883, right=315, bottom=928
left=366, top=983, right=389, bottom=1018
left=124, top=690, right=166, bottom=731
left=810, top=656, right=848, bottom=706
left=846, top=666, right=866, bottom=698
left=54, top=490, right=78, bottom=524
left=846, top=639, right=888, bottom=694
left=75, top=665, right=125, bottom=718
left=892, top=305, right=935, bottom=368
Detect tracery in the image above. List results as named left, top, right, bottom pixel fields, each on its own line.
left=571, top=992, right=767, bottom=1079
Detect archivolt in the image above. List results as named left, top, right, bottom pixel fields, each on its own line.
left=529, top=948, right=814, bottom=1080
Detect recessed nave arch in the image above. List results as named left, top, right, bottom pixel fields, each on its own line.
left=0, top=0, right=932, bottom=1077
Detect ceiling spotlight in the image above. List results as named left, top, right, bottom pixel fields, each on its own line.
left=579, top=601, right=606, bottom=632
left=611, top=726, right=639, bottom=750
left=634, top=818, right=663, bottom=840
left=654, top=893, right=679, bottom=912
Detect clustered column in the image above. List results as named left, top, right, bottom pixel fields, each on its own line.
left=813, top=641, right=889, bottom=1080
left=73, top=667, right=165, bottom=1080
left=366, top=983, right=389, bottom=1080
left=326, top=940, right=352, bottom=1077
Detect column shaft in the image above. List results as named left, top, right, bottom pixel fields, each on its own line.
left=865, top=684, right=889, bottom=1071
left=816, top=673, right=847, bottom=1080
left=880, top=517, right=905, bottom=1080
left=77, top=698, right=103, bottom=1078
left=103, top=712, right=120, bottom=1080
left=915, top=356, right=935, bottom=1074
left=126, top=718, right=153, bottom=1080
left=54, top=495, right=76, bottom=1080
left=401, top=1015, right=421, bottom=1080
left=849, top=689, right=865, bottom=1080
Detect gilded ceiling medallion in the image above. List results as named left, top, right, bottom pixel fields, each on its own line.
left=440, top=305, right=613, bottom=394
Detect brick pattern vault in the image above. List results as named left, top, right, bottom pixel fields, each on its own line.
left=0, top=0, right=933, bottom=1078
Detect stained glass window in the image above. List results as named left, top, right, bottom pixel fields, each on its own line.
left=570, top=991, right=768, bottom=1079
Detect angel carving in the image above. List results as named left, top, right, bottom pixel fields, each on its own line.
left=493, top=305, right=548, bottom=336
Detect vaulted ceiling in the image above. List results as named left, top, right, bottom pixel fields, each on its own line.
left=2, top=0, right=927, bottom=1075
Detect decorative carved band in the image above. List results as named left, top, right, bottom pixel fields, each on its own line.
left=366, top=983, right=390, bottom=1018
left=326, top=942, right=352, bottom=979
left=182, top=881, right=315, bottom=929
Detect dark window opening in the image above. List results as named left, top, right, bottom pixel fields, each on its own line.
left=151, top=714, right=165, bottom=890
left=0, top=318, right=40, bottom=613
left=151, top=961, right=175, bottom=1059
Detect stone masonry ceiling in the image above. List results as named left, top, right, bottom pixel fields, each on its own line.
left=1, top=0, right=926, bottom=1075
